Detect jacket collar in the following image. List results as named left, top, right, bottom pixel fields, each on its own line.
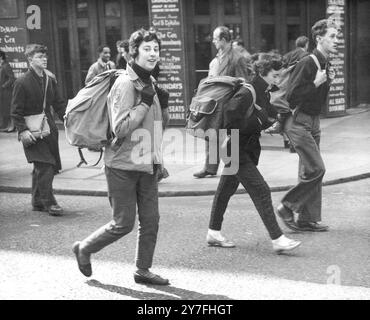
left=253, top=74, right=269, bottom=93
left=313, top=48, right=328, bottom=67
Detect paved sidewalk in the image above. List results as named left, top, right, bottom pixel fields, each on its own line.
left=1, top=107, right=370, bottom=197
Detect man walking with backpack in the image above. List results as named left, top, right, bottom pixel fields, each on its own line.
left=85, top=45, right=115, bottom=85
left=276, top=19, right=338, bottom=232
left=193, top=26, right=253, bottom=178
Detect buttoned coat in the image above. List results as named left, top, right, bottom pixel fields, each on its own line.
left=11, top=68, right=66, bottom=170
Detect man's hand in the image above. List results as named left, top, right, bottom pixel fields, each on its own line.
left=20, top=130, right=36, bottom=147
left=141, top=85, right=156, bottom=107
left=328, top=66, right=336, bottom=81
left=314, top=69, right=327, bottom=88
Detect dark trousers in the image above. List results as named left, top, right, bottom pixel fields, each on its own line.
left=32, top=162, right=56, bottom=207
left=80, top=166, right=159, bottom=270
left=282, top=111, right=325, bottom=222
left=209, top=154, right=283, bottom=240
left=204, top=138, right=220, bottom=174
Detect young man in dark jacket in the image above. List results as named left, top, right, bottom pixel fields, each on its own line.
left=11, top=44, right=66, bottom=216
left=206, top=53, right=301, bottom=253
left=276, top=19, right=338, bottom=232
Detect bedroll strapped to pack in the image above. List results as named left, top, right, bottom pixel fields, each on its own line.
left=64, top=69, right=125, bottom=167
left=185, top=76, right=260, bottom=139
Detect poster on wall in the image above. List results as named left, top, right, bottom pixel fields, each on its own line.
left=0, top=1, right=28, bottom=79
left=149, top=0, right=188, bottom=125
left=326, top=0, right=347, bottom=116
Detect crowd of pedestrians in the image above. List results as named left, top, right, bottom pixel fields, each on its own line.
left=2, top=18, right=339, bottom=286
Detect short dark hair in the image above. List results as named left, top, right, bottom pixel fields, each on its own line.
left=296, top=36, right=309, bottom=48
left=253, top=52, right=283, bottom=76
left=311, top=19, right=337, bottom=44
left=116, top=40, right=130, bottom=52
left=129, top=28, right=161, bottom=59
left=215, top=26, right=232, bottom=43
left=97, top=45, right=110, bottom=54
left=25, top=44, right=48, bottom=58
left=0, top=50, right=6, bottom=60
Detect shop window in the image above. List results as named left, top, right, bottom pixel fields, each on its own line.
left=287, top=24, right=300, bottom=52
left=260, top=0, right=275, bottom=16
left=131, top=0, right=149, bottom=30
left=287, top=0, right=300, bottom=17
left=76, top=0, right=88, bottom=19
left=194, top=0, right=210, bottom=15
left=78, top=27, right=90, bottom=86
left=225, top=24, right=242, bottom=40
left=194, top=24, right=211, bottom=84
left=260, top=24, right=275, bottom=52
left=105, top=0, right=120, bottom=17
left=224, top=0, right=241, bottom=16
left=58, top=0, right=68, bottom=20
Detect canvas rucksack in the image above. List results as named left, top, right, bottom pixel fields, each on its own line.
left=64, top=69, right=125, bottom=167
left=270, top=54, right=322, bottom=113
left=185, top=76, right=260, bottom=139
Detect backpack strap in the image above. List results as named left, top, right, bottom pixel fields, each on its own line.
left=76, top=147, right=103, bottom=168
left=310, top=54, right=322, bottom=71
left=242, top=83, right=262, bottom=116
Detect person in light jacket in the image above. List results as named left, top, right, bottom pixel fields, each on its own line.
left=73, top=28, right=170, bottom=285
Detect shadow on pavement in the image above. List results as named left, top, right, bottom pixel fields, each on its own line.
left=87, top=279, right=233, bottom=300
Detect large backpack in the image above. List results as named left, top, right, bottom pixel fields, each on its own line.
left=185, top=76, right=259, bottom=139
left=64, top=69, right=124, bottom=167
left=270, top=54, right=321, bottom=113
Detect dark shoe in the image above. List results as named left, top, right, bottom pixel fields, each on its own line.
left=284, top=140, right=290, bottom=149
left=297, top=221, right=329, bottom=232
left=289, top=145, right=296, bottom=153
left=32, top=205, right=46, bottom=211
left=193, top=170, right=217, bottom=178
left=47, top=204, right=63, bottom=216
left=134, top=269, right=170, bottom=286
left=276, top=205, right=301, bottom=232
left=72, top=241, right=92, bottom=277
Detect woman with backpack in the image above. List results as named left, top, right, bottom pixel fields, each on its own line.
left=72, top=28, right=170, bottom=285
left=206, top=52, right=302, bottom=253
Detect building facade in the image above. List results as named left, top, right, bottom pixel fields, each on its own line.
left=1, top=0, right=369, bottom=125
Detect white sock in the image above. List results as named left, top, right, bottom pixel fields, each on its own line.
left=272, top=234, right=287, bottom=244
left=208, top=229, right=225, bottom=241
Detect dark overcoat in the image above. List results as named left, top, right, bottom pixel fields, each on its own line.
left=11, top=68, right=66, bottom=170
left=0, top=61, right=15, bottom=129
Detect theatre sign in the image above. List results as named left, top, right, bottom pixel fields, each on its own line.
left=326, top=0, right=347, bottom=116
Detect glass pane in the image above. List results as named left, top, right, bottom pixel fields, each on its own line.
left=260, top=24, right=275, bottom=52
left=58, top=28, right=73, bottom=98
left=58, top=1, right=68, bottom=20
left=287, top=0, right=300, bottom=17
left=106, top=26, right=121, bottom=60
left=76, top=0, right=88, bottom=19
left=194, top=0, right=210, bottom=15
left=260, top=0, right=275, bottom=16
left=132, top=0, right=148, bottom=17
left=287, top=25, right=301, bottom=52
left=224, top=0, right=241, bottom=15
left=225, top=23, right=242, bottom=40
left=194, top=24, right=211, bottom=71
left=105, top=0, right=120, bottom=18
left=78, top=27, right=90, bottom=86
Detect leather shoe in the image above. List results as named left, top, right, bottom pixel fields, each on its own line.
left=276, top=205, right=300, bottom=232
left=272, top=235, right=301, bottom=254
left=32, top=205, right=45, bottom=211
left=193, top=170, right=217, bottom=178
left=206, top=234, right=235, bottom=248
left=297, top=221, right=329, bottom=232
left=72, top=241, right=92, bottom=277
left=134, top=269, right=170, bottom=286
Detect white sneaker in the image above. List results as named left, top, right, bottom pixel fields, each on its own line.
left=272, top=235, right=301, bottom=254
left=206, top=231, right=235, bottom=248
